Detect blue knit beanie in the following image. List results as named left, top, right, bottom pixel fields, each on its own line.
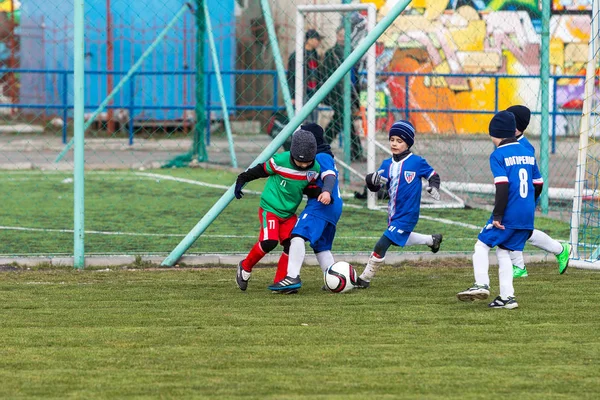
left=389, top=120, right=415, bottom=147
left=489, top=111, right=516, bottom=139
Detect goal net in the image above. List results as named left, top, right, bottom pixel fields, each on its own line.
left=569, top=0, right=600, bottom=269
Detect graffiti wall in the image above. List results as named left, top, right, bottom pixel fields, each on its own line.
left=363, top=0, right=592, bottom=134
left=0, top=0, right=20, bottom=108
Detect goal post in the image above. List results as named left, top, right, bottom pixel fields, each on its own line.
left=569, top=0, right=600, bottom=269
left=295, top=3, right=378, bottom=210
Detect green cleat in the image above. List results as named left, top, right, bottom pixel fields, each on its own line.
left=513, top=265, right=528, bottom=278
left=556, top=243, right=571, bottom=275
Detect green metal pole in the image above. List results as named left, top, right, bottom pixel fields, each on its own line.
left=55, top=3, right=191, bottom=163
left=203, top=1, right=237, bottom=167
left=194, top=0, right=208, bottom=162
left=260, top=0, right=294, bottom=118
left=73, top=0, right=85, bottom=268
left=540, top=0, right=550, bottom=214
left=342, top=0, right=352, bottom=182
left=161, top=0, right=412, bottom=266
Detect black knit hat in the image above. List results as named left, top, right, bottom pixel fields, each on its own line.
left=290, top=129, right=317, bottom=162
left=300, top=123, right=325, bottom=146
left=506, top=105, right=531, bottom=132
left=389, top=120, right=415, bottom=147
left=489, top=111, right=516, bottom=139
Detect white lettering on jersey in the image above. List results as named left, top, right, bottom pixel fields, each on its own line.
left=504, top=155, right=535, bottom=167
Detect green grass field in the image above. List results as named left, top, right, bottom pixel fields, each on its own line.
left=1, top=263, right=598, bottom=398
left=0, top=169, right=570, bottom=257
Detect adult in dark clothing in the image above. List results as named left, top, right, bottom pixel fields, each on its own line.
left=287, top=29, right=324, bottom=123
left=322, top=26, right=364, bottom=162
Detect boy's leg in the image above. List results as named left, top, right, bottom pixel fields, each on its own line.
left=236, top=209, right=279, bottom=291
left=316, top=250, right=335, bottom=274
left=457, top=240, right=491, bottom=301
left=529, top=229, right=571, bottom=274
left=287, top=236, right=306, bottom=279
left=510, top=251, right=528, bottom=278
left=405, top=232, right=443, bottom=253
left=311, top=222, right=337, bottom=274
left=357, top=234, right=396, bottom=287
left=273, top=214, right=298, bottom=283
left=497, top=247, right=514, bottom=299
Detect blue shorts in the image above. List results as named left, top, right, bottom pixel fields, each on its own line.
left=382, top=224, right=411, bottom=247
left=292, top=212, right=337, bottom=253
left=477, top=224, right=532, bottom=251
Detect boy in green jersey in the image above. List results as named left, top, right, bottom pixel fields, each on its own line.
left=234, top=130, right=320, bottom=291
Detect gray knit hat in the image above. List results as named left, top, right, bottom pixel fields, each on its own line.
left=290, top=129, right=317, bottom=162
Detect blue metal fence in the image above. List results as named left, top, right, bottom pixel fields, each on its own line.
left=0, top=68, right=586, bottom=153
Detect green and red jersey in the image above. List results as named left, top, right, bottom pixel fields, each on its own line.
left=260, top=152, right=320, bottom=219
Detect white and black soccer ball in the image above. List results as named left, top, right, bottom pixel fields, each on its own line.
left=324, top=261, right=357, bottom=293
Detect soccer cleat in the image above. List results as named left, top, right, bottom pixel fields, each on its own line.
left=354, top=277, right=370, bottom=289
left=488, top=296, right=518, bottom=309
left=556, top=243, right=571, bottom=275
left=236, top=261, right=251, bottom=291
left=513, top=265, right=529, bottom=278
left=268, top=276, right=302, bottom=292
left=429, top=234, right=443, bottom=253
left=456, top=284, right=490, bottom=302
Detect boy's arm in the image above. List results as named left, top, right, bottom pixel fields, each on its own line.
left=492, top=183, right=509, bottom=225
left=532, top=161, right=544, bottom=202
left=489, top=154, right=508, bottom=227
left=234, top=163, right=268, bottom=199
left=421, top=158, right=441, bottom=201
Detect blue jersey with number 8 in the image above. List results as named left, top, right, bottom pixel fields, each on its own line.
left=489, top=141, right=543, bottom=229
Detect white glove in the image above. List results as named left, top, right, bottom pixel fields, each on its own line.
left=426, top=186, right=440, bottom=201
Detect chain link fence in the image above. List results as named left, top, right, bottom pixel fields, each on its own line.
left=0, top=0, right=592, bottom=258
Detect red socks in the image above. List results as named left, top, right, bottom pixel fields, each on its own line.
left=241, top=242, right=266, bottom=272
left=274, top=252, right=289, bottom=283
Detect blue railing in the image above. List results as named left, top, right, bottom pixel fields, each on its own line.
left=0, top=68, right=588, bottom=153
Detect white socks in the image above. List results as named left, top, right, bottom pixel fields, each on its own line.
left=528, top=229, right=563, bottom=255
left=405, top=232, right=433, bottom=246
left=473, top=240, right=491, bottom=286
left=287, top=237, right=306, bottom=279
left=497, top=247, right=514, bottom=299
left=316, top=250, right=335, bottom=274
left=359, top=253, right=385, bottom=282
left=510, top=251, right=525, bottom=268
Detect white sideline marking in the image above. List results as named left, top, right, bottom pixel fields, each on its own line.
left=134, top=172, right=263, bottom=195
left=419, top=215, right=480, bottom=230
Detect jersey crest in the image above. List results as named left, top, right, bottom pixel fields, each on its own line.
left=306, top=170, right=318, bottom=182
left=404, top=171, right=416, bottom=184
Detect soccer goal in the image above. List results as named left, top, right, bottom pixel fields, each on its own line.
left=569, top=0, right=600, bottom=269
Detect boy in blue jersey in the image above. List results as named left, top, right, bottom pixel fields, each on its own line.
left=268, top=123, right=344, bottom=293
left=355, top=120, right=443, bottom=288
left=505, top=105, right=570, bottom=278
left=457, top=111, right=544, bottom=309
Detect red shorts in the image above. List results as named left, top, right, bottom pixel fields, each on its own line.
left=258, top=207, right=297, bottom=243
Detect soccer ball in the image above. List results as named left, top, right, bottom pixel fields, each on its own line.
left=324, top=261, right=357, bottom=293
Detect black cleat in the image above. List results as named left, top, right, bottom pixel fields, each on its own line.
left=236, top=261, right=251, bottom=291
left=355, top=277, right=370, bottom=289
left=429, top=234, right=443, bottom=253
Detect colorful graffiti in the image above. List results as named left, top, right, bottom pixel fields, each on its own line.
left=365, top=0, right=592, bottom=134
left=0, top=0, right=20, bottom=108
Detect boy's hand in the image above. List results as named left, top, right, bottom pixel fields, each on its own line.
left=367, top=170, right=388, bottom=187
left=492, top=220, right=505, bottom=230
left=318, top=191, right=331, bottom=205
left=303, top=184, right=322, bottom=198
left=234, top=183, right=244, bottom=199
left=426, top=186, right=440, bottom=201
